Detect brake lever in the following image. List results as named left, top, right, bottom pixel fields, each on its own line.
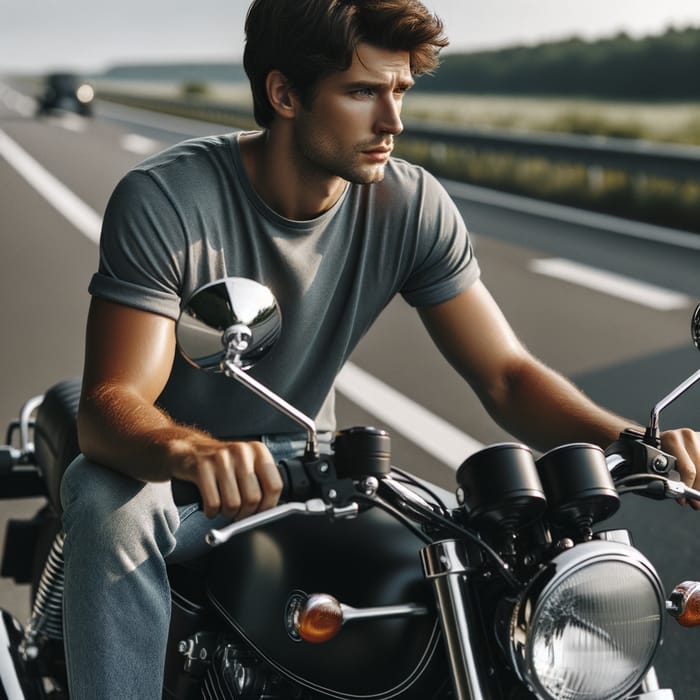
left=206, top=498, right=359, bottom=546
left=663, top=480, right=700, bottom=503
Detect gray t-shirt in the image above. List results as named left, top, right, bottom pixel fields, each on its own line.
left=89, top=132, right=480, bottom=436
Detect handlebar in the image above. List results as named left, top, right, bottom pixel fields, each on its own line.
left=206, top=427, right=700, bottom=547
left=606, top=429, right=700, bottom=503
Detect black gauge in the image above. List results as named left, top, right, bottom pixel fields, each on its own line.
left=692, top=303, right=700, bottom=351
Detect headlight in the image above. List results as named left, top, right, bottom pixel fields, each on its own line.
left=76, top=84, right=95, bottom=103
left=510, top=540, right=664, bottom=700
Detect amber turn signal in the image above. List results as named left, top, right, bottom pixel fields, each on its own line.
left=667, top=581, right=700, bottom=627
left=296, top=593, right=345, bottom=643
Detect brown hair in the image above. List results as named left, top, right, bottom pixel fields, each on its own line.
left=243, top=0, right=448, bottom=127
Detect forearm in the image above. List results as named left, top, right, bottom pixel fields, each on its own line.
left=483, top=355, right=634, bottom=453
left=77, top=382, right=212, bottom=482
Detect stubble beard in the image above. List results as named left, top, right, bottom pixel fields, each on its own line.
left=294, top=125, right=388, bottom=186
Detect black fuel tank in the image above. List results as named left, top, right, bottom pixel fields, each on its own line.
left=206, top=505, right=446, bottom=698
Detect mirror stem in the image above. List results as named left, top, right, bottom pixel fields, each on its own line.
left=222, top=359, right=319, bottom=458
left=646, top=368, right=700, bottom=444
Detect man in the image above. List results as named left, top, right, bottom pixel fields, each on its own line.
left=61, top=0, right=700, bottom=697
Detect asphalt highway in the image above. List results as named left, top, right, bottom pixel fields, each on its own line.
left=1, top=83, right=699, bottom=696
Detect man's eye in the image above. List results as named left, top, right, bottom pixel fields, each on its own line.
left=353, top=88, right=375, bottom=97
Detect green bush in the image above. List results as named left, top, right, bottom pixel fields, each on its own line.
left=181, top=81, right=209, bottom=98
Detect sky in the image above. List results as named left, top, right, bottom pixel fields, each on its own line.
left=2, top=0, right=700, bottom=74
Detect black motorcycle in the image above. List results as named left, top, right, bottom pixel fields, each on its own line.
left=2, top=276, right=700, bottom=699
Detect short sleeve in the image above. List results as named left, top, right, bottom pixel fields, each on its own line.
left=88, top=170, right=185, bottom=320
left=400, top=171, right=480, bottom=307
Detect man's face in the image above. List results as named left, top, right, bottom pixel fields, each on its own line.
left=291, top=43, right=414, bottom=185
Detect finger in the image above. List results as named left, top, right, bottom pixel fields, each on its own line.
left=196, top=458, right=222, bottom=519
left=223, top=442, right=264, bottom=520
left=214, top=451, right=243, bottom=519
left=250, top=442, right=283, bottom=511
left=236, top=469, right=264, bottom=520
left=661, top=429, right=699, bottom=510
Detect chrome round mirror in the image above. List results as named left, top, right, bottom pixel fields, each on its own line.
left=176, top=278, right=281, bottom=371
left=692, top=303, right=700, bottom=352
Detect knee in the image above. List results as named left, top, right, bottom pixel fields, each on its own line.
left=60, top=455, right=179, bottom=546
left=61, top=455, right=137, bottom=523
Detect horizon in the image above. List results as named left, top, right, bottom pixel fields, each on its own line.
left=2, top=0, right=700, bottom=75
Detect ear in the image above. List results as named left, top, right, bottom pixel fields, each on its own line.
left=266, top=69, right=298, bottom=120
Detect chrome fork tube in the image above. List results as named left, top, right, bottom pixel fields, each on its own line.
left=421, top=540, right=487, bottom=700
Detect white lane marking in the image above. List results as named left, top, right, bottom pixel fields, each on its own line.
left=0, top=128, right=101, bottom=243
left=121, top=133, right=161, bottom=154
left=336, top=362, right=484, bottom=470
left=0, top=83, right=36, bottom=117
left=530, top=258, right=691, bottom=310
left=58, top=114, right=87, bottom=132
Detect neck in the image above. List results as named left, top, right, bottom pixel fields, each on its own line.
left=239, top=130, right=347, bottom=221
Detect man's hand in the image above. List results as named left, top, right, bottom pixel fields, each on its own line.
left=170, top=436, right=284, bottom=519
left=661, top=429, right=700, bottom=510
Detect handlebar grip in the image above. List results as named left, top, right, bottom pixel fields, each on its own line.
left=277, top=457, right=312, bottom=502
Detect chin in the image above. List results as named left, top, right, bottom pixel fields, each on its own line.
left=351, top=165, right=387, bottom=185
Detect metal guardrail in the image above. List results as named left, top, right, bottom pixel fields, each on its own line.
left=97, top=91, right=256, bottom=127
left=402, top=121, right=700, bottom=181
left=96, top=91, right=700, bottom=182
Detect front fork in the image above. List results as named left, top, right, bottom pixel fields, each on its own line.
left=421, top=538, right=674, bottom=700
left=421, top=540, right=489, bottom=700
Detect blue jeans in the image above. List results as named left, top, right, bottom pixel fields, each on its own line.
left=60, top=433, right=325, bottom=700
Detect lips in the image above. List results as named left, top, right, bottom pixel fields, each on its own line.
left=361, top=144, right=393, bottom=162
left=363, top=145, right=392, bottom=155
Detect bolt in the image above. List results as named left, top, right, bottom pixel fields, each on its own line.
left=328, top=488, right=338, bottom=500
left=361, top=476, right=379, bottom=495
left=652, top=455, right=668, bottom=473
left=22, top=645, right=39, bottom=661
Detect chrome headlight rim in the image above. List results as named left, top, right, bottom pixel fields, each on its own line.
left=510, top=540, right=664, bottom=700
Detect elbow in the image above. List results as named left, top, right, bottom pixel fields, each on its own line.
left=75, top=384, right=115, bottom=463
left=477, top=353, right=528, bottom=412
left=76, top=399, right=99, bottom=462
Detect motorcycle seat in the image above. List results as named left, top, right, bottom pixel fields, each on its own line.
left=33, top=378, right=82, bottom=513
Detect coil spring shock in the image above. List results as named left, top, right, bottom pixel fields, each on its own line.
left=21, top=531, right=66, bottom=660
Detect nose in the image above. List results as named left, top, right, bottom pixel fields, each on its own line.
left=375, top=95, right=404, bottom=136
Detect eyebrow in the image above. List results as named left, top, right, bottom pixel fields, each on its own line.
left=343, top=77, right=416, bottom=91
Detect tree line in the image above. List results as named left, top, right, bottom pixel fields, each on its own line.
left=420, top=27, right=700, bottom=100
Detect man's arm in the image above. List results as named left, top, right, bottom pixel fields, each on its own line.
left=77, top=297, right=283, bottom=519
left=418, top=281, right=700, bottom=500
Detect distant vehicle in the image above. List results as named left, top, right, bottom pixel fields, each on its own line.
left=36, top=72, right=95, bottom=117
